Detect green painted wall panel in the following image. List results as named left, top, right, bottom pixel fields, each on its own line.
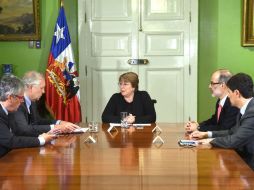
left=217, top=0, right=254, bottom=75
left=198, top=0, right=218, bottom=121
left=199, top=0, right=254, bottom=122
left=0, top=0, right=78, bottom=77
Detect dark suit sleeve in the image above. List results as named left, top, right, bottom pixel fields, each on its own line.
left=199, top=108, right=238, bottom=131
left=134, top=91, right=156, bottom=123
left=210, top=116, right=254, bottom=148
left=101, top=94, right=120, bottom=123
left=211, top=129, right=233, bottom=137
left=10, top=105, right=51, bottom=137
left=198, top=115, right=217, bottom=131
left=0, top=117, right=40, bottom=157
left=198, top=100, right=218, bottom=131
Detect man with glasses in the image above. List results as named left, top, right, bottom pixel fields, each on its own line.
left=185, top=69, right=239, bottom=132
left=0, top=75, right=56, bottom=157
left=191, top=73, right=254, bottom=170
left=9, top=71, right=80, bottom=137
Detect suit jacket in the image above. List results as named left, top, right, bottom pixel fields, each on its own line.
left=9, top=101, right=56, bottom=137
left=199, top=97, right=239, bottom=131
left=0, top=105, right=40, bottom=157
left=102, top=91, right=156, bottom=123
left=211, top=98, right=254, bottom=170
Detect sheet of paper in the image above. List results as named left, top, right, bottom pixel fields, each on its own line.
left=109, top=123, right=151, bottom=127
left=133, top=123, right=151, bottom=127
left=109, top=123, right=122, bottom=127
left=73, top=128, right=89, bottom=133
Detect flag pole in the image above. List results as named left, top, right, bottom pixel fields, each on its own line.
left=60, top=0, right=64, bottom=7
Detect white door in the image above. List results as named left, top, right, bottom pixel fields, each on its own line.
left=78, top=0, right=198, bottom=123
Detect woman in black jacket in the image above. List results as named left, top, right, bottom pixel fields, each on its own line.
left=102, top=72, right=156, bottom=124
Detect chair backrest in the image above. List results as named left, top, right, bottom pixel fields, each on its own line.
left=151, top=99, right=157, bottom=104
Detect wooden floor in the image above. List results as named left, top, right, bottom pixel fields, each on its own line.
left=0, top=123, right=253, bottom=190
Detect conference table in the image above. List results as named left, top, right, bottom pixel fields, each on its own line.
left=0, top=123, right=253, bottom=190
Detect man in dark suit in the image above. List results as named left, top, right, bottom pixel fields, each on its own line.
left=0, top=75, right=56, bottom=157
left=191, top=73, right=254, bottom=170
left=185, top=69, right=239, bottom=132
left=9, top=71, right=80, bottom=137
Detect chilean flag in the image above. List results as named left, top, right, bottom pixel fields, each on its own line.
left=45, top=5, right=82, bottom=123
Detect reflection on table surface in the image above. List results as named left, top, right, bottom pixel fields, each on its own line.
left=0, top=123, right=253, bottom=190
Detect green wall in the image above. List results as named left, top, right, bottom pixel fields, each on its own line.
left=0, top=0, right=78, bottom=77
left=1, top=0, right=254, bottom=121
left=198, top=0, right=218, bottom=121
left=198, top=0, right=254, bottom=121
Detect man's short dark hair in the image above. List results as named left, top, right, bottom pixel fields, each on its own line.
left=226, top=73, right=254, bottom=98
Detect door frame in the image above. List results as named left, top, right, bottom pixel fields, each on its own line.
left=77, top=0, right=198, bottom=123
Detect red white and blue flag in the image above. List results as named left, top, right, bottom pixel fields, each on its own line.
left=45, top=5, right=81, bottom=123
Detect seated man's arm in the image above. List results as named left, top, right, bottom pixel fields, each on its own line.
left=9, top=106, right=50, bottom=137
left=210, top=117, right=254, bottom=148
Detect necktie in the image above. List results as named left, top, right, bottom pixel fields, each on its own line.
left=28, top=105, right=32, bottom=124
left=217, top=104, right=222, bottom=122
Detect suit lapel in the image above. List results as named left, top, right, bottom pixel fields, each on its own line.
left=29, top=102, right=36, bottom=124
left=20, top=102, right=31, bottom=124
left=0, top=105, right=9, bottom=128
left=215, top=99, right=220, bottom=123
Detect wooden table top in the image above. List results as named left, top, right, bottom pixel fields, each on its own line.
left=0, top=123, right=253, bottom=190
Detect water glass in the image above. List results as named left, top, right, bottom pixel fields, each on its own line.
left=88, top=121, right=99, bottom=132
left=120, top=112, right=128, bottom=128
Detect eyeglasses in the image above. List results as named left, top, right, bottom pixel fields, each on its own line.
left=13, top=95, right=24, bottom=101
left=210, top=81, right=221, bottom=86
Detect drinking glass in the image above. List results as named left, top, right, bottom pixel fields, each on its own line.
left=120, top=112, right=128, bottom=128
left=88, top=121, right=99, bottom=132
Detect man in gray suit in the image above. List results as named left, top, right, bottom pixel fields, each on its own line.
left=191, top=73, right=254, bottom=169
left=9, top=71, right=80, bottom=137
left=0, top=75, right=56, bottom=157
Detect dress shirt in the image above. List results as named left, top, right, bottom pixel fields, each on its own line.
left=0, top=103, right=8, bottom=115
left=240, top=98, right=252, bottom=116
left=219, top=95, right=227, bottom=107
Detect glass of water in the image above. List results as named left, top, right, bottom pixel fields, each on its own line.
left=120, top=112, right=128, bottom=128
left=88, top=121, right=99, bottom=132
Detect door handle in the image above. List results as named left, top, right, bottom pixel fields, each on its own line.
left=128, top=59, right=149, bottom=65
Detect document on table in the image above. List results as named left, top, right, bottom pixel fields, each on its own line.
left=109, top=123, right=151, bottom=127
left=133, top=123, right=151, bottom=127
left=73, top=128, right=89, bottom=133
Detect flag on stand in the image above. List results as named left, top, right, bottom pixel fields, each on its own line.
left=45, top=5, right=81, bottom=123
